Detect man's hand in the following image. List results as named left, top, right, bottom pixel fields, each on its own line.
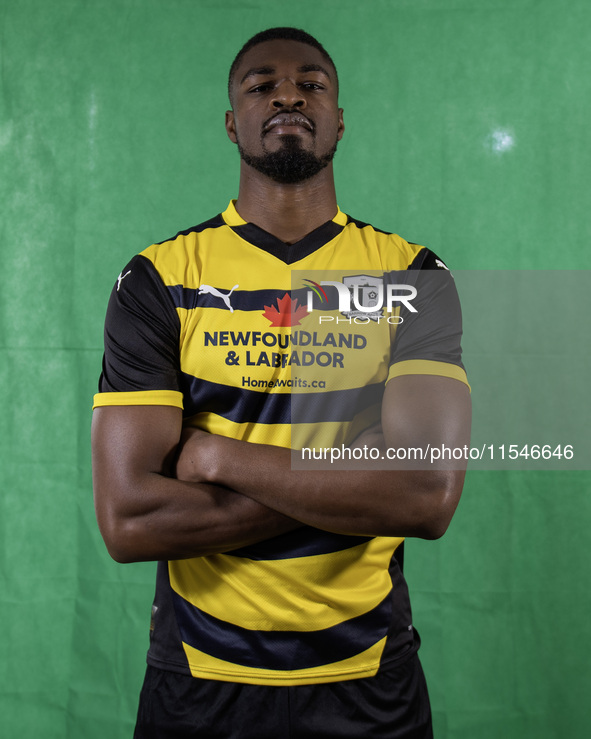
left=175, top=426, right=216, bottom=483
left=349, top=421, right=386, bottom=452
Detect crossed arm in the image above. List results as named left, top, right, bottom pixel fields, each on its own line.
left=92, top=374, right=471, bottom=563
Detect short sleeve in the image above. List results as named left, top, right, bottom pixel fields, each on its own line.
left=93, top=254, right=184, bottom=409
left=387, top=249, right=469, bottom=388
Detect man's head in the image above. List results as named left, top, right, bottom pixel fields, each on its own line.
left=226, top=28, right=344, bottom=185
left=228, top=27, right=338, bottom=107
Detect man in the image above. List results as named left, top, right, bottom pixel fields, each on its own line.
left=92, top=27, right=471, bottom=738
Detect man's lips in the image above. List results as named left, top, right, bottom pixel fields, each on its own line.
left=263, top=112, right=314, bottom=134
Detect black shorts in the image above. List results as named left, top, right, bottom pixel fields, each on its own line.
left=133, top=654, right=433, bottom=739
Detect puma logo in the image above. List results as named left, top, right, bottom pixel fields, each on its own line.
left=198, top=284, right=239, bottom=312
left=117, top=270, right=131, bottom=291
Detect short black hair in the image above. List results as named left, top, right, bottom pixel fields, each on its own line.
left=228, top=27, right=338, bottom=105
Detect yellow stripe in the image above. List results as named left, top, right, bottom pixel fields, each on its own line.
left=292, top=416, right=378, bottom=450
left=186, top=413, right=291, bottom=446
left=169, top=537, right=401, bottom=631
left=141, top=229, right=233, bottom=290
left=92, top=390, right=184, bottom=410
left=336, top=226, right=424, bottom=267
left=388, top=359, right=470, bottom=390
left=186, top=411, right=378, bottom=450
left=181, top=636, right=387, bottom=686
left=141, top=211, right=425, bottom=293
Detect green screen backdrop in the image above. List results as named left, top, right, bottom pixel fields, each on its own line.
left=1, top=1, right=589, bottom=737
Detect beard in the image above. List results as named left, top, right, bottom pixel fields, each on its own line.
left=237, top=134, right=338, bottom=184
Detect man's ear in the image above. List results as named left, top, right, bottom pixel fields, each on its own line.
left=225, top=110, right=237, bottom=144
left=337, top=108, right=345, bottom=141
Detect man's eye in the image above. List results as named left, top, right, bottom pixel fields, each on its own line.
left=249, top=84, right=272, bottom=93
left=301, top=83, right=323, bottom=91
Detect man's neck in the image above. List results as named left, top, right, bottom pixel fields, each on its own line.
left=234, top=164, right=338, bottom=244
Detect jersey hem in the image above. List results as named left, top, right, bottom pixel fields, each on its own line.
left=146, top=641, right=419, bottom=686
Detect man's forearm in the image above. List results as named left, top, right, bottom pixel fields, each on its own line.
left=92, top=405, right=300, bottom=563
left=176, top=376, right=471, bottom=540
left=109, top=476, right=300, bottom=563
left=113, top=480, right=300, bottom=561
left=186, top=437, right=462, bottom=539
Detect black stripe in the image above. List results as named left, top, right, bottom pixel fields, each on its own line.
left=291, top=383, right=383, bottom=423
left=225, top=527, right=373, bottom=560
left=167, top=285, right=311, bottom=313
left=180, top=373, right=291, bottom=424
left=172, top=590, right=393, bottom=671
left=231, top=220, right=344, bottom=264
left=168, top=271, right=427, bottom=315
left=345, top=215, right=393, bottom=236
left=155, top=214, right=225, bottom=245
left=180, top=374, right=383, bottom=424
left=407, top=248, right=447, bottom=271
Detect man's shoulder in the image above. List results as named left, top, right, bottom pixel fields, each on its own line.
left=342, top=213, right=452, bottom=272
left=342, top=213, right=395, bottom=238
left=341, top=212, right=441, bottom=269
left=137, top=212, right=229, bottom=280
left=154, top=213, right=227, bottom=247
left=341, top=212, right=420, bottom=253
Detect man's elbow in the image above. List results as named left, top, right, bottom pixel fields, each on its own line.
left=415, top=509, right=454, bottom=540
left=95, top=502, right=147, bottom=564
left=103, top=523, right=143, bottom=564
left=408, top=471, right=465, bottom=540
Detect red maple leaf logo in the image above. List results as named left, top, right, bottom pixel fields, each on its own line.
left=262, top=293, right=309, bottom=327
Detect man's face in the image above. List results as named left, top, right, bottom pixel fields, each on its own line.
left=226, top=39, right=344, bottom=184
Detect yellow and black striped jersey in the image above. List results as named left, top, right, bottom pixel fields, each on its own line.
left=94, top=201, right=468, bottom=685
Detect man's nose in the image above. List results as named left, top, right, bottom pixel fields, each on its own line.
left=271, top=81, right=305, bottom=109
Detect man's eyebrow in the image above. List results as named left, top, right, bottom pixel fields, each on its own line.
left=240, top=66, right=275, bottom=85
left=240, top=63, right=333, bottom=86
left=297, top=63, right=332, bottom=80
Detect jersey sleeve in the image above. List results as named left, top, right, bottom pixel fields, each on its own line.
left=93, top=254, right=184, bottom=409
left=387, top=249, right=469, bottom=388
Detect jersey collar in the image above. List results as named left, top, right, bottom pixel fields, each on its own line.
left=222, top=200, right=348, bottom=265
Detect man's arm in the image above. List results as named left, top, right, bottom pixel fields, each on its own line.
left=91, top=404, right=300, bottom=563
left=175, top=374, right=471, bottom=540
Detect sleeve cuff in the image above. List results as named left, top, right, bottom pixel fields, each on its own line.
left=387, top=359, right=470, bottom=391
left=92, top=390, right=184, bottom=410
